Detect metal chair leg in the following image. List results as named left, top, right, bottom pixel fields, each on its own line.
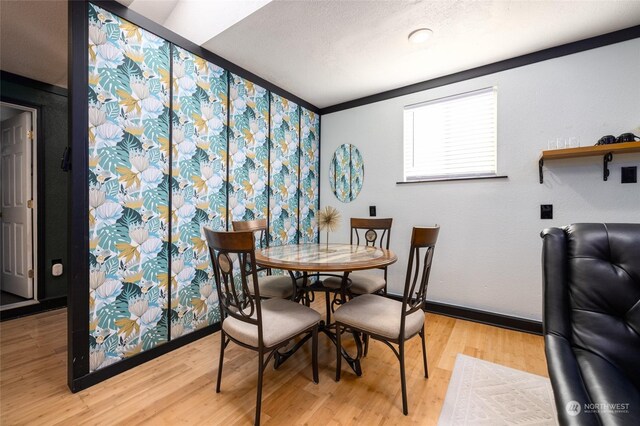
left=312, top=325, right=319, bottom=384
left=216, top=332, right=226, bottom=393
left=399, top=341, right=408, bottom=415
left=420, top=326, right=428, bottom=378
left=255, top=351, right=264, bottom=426
left=325, top=291, right=331, bottom=323
left=363, top=333, right=370, bottom=357
left=335, top=323, right=342, bottom=382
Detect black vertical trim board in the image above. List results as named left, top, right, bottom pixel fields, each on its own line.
left=316, top=114, right=321, bottom=243
left=225, top=72, right=231, bottom=231
left=68, top=0, right=90, bottom=390
left=319, top=25, right=640, bottom=115
left=91, top=1, right=319, bottom=114
left=166, top=43, right=173, bottom=342
left=0, top=96, right=46, bottom=304
left=266, top=92, right=272, bottom=246
left=297, top=106, right=301, bottom=243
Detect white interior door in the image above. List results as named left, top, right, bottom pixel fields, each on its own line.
left=1, top=111, right=33, bottom=298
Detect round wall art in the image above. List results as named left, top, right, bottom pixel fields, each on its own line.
left=329, top=144, right=364, bottom=203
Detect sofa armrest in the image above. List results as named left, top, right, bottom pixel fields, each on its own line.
left=545, top=334, right=600, bottom=426
left=541, top=227, right=571, bottom=338
left=542, top=228, right=599, bottom=425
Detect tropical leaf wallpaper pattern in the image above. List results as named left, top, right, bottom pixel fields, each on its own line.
left=228, top=74, right=270, bottom=224
left=170, top=46, right=227, bottom=337
left=329, top=143, right=351, bottom=202
left=329, top=144, right=364, bottom=203
left=86, top=3, right=320, bottom=373
left=350, top=145, right=364, bottom=200
left=269, top=94, right=300, bottom=246
left=88, top=4, right=170, bottom=371
left=300, top=109, right=320, bottom=243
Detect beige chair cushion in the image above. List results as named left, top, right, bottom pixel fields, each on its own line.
left=248, top=274, right=294, bottom=298
left=323, top=271, right=386, bottom=294
left=222, top=298, right=321, bottom=348
left=334, top=294, right=424, bottom=340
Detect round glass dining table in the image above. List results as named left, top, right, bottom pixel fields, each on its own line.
left=254, top=243, right=397, bottom=375
left=254, top=243, right=397, bottom=273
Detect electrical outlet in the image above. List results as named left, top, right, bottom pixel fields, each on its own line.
left=52, top=258, right=63, bottom=277
left=369, top=206, right=376, bottom=217
left=621, top=166, right=637, bottom=184
left=541, top=204, right=553, bottom=220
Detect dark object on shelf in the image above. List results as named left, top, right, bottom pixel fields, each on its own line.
left=595, top=135, right=616, bottom=145
left=616, top=133, right=640, bottom=143
left=539, top=141, right=640, bottom=183
left=541, top=224, right=640, bottom=426
left=595, top=133, right=639, bottom=146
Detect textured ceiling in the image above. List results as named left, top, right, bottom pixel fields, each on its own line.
left=0, top=0, right=68, bottom=88
left=1, top=1, right=639, bottom=107
left=205, top=0, right=640, bottom=108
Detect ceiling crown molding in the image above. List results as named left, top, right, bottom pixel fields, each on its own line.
left=320, top=25, right=640, bottom=115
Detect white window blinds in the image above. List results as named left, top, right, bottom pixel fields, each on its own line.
left=403, top=87, right=497, bottom=181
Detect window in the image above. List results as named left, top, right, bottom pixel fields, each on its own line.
left=403, top=87, right=497, bottom=181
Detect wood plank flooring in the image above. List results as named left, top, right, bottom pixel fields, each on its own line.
left=0, top=306, right=546, bottom=425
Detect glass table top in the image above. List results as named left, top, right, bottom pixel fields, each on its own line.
left=255, top=243, right=396, bottom=272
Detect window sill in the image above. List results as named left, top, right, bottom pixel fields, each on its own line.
left=396, top=175, right=509, bottom=184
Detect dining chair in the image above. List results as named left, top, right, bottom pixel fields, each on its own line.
left=205, top=228, right=320, bottom=426
left=334, top=226, right=439, bottom=415
left=322, top=217, right=393, bottom=295
left=232, top=219, right=295, bottom=299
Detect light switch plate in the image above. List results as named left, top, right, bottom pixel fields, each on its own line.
left=621, top=166, right=637, bottom=184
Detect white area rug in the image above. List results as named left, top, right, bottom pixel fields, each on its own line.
left=438, top=354, right=558, bottom=426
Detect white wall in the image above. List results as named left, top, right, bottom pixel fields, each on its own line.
left=320, top=39, right=640, bottom=321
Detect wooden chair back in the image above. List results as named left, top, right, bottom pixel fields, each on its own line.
left=350, top=218, right=393, bottom=249
left=204, top=228, right=264, bottom=342
left=400, top=226, right=440, bottom=338
left=232, top=219, right=268, bottom=248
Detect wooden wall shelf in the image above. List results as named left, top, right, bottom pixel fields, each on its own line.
left=538, top=141, right=640, bottom=183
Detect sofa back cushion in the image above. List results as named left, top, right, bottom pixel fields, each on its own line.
left=566, top=223, right=640, bottom=390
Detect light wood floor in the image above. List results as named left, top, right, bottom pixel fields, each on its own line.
left=0, top=305, right=547, bottom=425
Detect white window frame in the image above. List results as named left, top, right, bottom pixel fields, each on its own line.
left=403, top=87, right=498, bottom=182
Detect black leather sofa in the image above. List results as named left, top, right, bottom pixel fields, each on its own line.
left=541, top=223, right=640, bottom=426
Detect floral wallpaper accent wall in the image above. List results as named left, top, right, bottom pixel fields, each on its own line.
left=269, top=94, right=300, bottom=246
left=86, top=3, right=320, bottom=374
left=88, top=4, right=170, bottom=371
left=300, top=109, right=320, bottom=243
left=228, top=74, right=270, bottom=224
left=170, top=46, right=227, bottom=337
